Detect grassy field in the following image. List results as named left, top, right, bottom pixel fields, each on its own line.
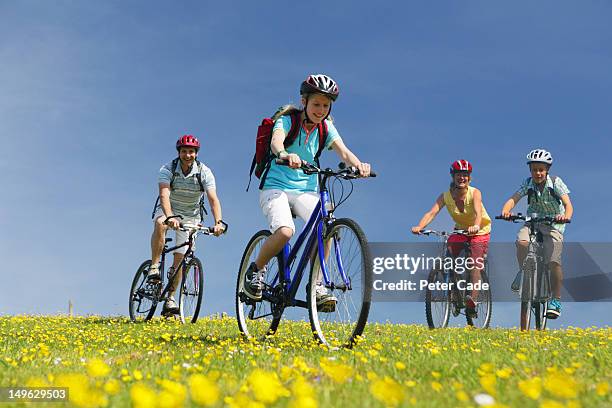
left=0, top=315, right=610, bottom=407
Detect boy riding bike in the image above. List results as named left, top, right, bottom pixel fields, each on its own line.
left=148, top=135, right=226, bottom=316
left=411, top=160, right=491, bottom=317
left=499, top=149, right=573, bottom=319
left=244, top=74, right=371, bottom=310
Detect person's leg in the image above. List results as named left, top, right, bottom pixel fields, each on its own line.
left=243, top=190, right=295, bottom=300
left=149, top=216, right=169, bottom=280
left=468, top=234, right=490, bottom=302
left=254, top=190, right=295, bottom=269
left=163, top=225, right=191, bottom=314
left=543, top=226, right=564, bottom=318
left=512, top=226, right=531, bottom=291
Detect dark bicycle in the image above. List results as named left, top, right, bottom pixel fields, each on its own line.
left=236, top=161, right=376, bottom=348
left=419, top=229, right=492, bottom=329
left=495, top=213, right=569, bottom=331
left=129, top=216, right=228, bottom=324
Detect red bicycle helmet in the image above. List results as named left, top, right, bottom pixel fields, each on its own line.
left=300, top=74, right=339, bottom=101
left=176, top=134, right=200, bottom=151
left=450, top=159, right=472, bottom=174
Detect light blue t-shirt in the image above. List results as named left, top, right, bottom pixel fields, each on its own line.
left=263, top=115, right=341, bottom=193
left=516, top=175, right=570, bottom=233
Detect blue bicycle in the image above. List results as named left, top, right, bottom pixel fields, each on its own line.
left=236, top=162, right=376, bottom=347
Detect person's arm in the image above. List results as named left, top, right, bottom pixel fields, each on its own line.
left=270, top=127, right=301, bottom=169
left=501, top=192, right=522, bottom=218
left=469, top=188, right=484, bottom=234
left=411, top=194, right=445, bottom=234
left=556, top=194, right=573, bottom=222
left=206, top=188, right=225, bottom=236
left=159, top=183, right=180, bottom=229
left=330, top=138, right=370, bottom=176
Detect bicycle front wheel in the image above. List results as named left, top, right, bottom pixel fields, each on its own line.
left=236, top=230, right=283, bottom=340
left=520, top=257, right=536, bottom=330
left=179, top=257, right=204, bottom=324
left=466, top=262, right=493, bottom=329
left=425, top=268, right=451, bottom=329
left=129, top=260, right=160, bottom=322
left=308, top=218, right=372, bottom=348
left=533, top=302, right=548, bottom=330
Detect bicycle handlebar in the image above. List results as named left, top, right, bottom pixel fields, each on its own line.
left=494, top=213, right=571, bottom=224
left=274, top=159, right=377, bottom=178
left=418, top=229, right=470, bottom=237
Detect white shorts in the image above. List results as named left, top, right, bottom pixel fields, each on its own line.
left=259, top=189, right=320, bottom=233
left=154, top=212, right=200, bottom=255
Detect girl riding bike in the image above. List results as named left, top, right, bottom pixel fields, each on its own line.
left=243, top=74, right=371, bottom=310
left=411, top=160, right=491, bottom=317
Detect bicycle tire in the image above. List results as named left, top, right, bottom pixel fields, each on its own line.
left=179, top=257, right=204, bottom=324
left=236, top=230, right=283, bottom=340
left=308, top=218, right=372, bottom=348
left=534, top=302, right=548, bottom=330
left=425, top=267, right=451, bottom=329
left=520, top=256, right=536, bottom=330
left=129, top=260, right=159, bottom=322
left=465, top=262, right=493, bottom=329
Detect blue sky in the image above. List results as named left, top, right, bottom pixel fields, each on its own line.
left=1, top=1, right=610, bottom=328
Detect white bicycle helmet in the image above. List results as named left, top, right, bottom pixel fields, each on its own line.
left=526, top=149, right=553, bottom=165
left=300, top=74, right=339, bottom=101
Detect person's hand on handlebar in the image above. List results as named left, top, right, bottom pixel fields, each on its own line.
left=356, top=162, right=371, bottom=177
left=554, top=214, right=571, bottom=223
left=164, top=215, right=181, bottom=230
left=212, top=221, right=226, bottom=237
left=467, top=224, right=480, bottom=234
left=278, top=151, right=302, bottom=169
left=500, top=211, right=514, bottom=219
left=411, top=226, right=423, bottom=235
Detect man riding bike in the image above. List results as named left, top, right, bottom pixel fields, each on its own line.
left=499, top=149, right=573, bottom=319
left=148, top=135, right=226, bottom=316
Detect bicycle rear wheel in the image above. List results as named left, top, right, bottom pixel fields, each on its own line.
left=179, top=257, right=204, bottom=324
left=129, top=260, right=160, bottom=322
left=236, top=230, right=283, bottom=340
left=466, top=262, right=493, bottom=329
left=425, top=268, right=451, bottom=329
left=308, top=218, right=372, bottom=348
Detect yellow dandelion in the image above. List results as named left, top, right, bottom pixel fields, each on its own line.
left=456, top=390, right=469, bottom=402
left=395, top=362, right=406, bottom=370
left=431, top=381, right=443, bottom=392
left=480, top=374, right=497, bottom=396
left=320, top=359, right=353, bottom=384
left=370, top=377, right=404, bottom=407
left=595, top=381, right=609, bottom=397
left=87, top=358, right=111, bottom=378
left=539, top=399, right=565, bottom=408
left=247, top=369, right=290, bottom=404
left=104, top=379, right=121, bottom=395
left=130, top=383, right=157, bottom=408
left=518, top=377, right=542, bottom=400
left=544, top=373, right=579, bottom=399
left=189, top=374, right=220, bottom=407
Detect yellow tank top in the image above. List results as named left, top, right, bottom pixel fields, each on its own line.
left=443, top=186, right=491, bottom=235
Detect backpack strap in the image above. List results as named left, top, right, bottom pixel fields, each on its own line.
left=169, top=158, right=180, bottom=190
left=258, top=111, right=303, bottom=190
left=313, top=120, right=329, bottom=166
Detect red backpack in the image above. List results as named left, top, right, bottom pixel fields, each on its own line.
left=247, top=107, right=328, bottom=190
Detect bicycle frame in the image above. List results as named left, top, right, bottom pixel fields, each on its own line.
left=157, top=229, right=199, bottom=300
left=267, top=175, right=350, bottom=308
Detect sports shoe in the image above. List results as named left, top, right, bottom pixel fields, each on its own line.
left=243, top=262, right=265, bottom=301
left=162, top=296, right=179, bottom=315
left=147, top=263, right=161, bottom=282
left=465, top=295, right=478, bottom=318
left=315, top=284, right=337, bottom=313
left=511, top=271, right=522, bottom=292
left=546, top=298, right=562, bottom=319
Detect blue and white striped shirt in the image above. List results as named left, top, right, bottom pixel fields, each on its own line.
left=158, top=160, right=216, bottom=218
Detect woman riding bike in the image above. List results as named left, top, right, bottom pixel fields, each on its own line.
left=411, top=160, right=491, bottom=317
left=243, top=74, right=371, bottom=311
